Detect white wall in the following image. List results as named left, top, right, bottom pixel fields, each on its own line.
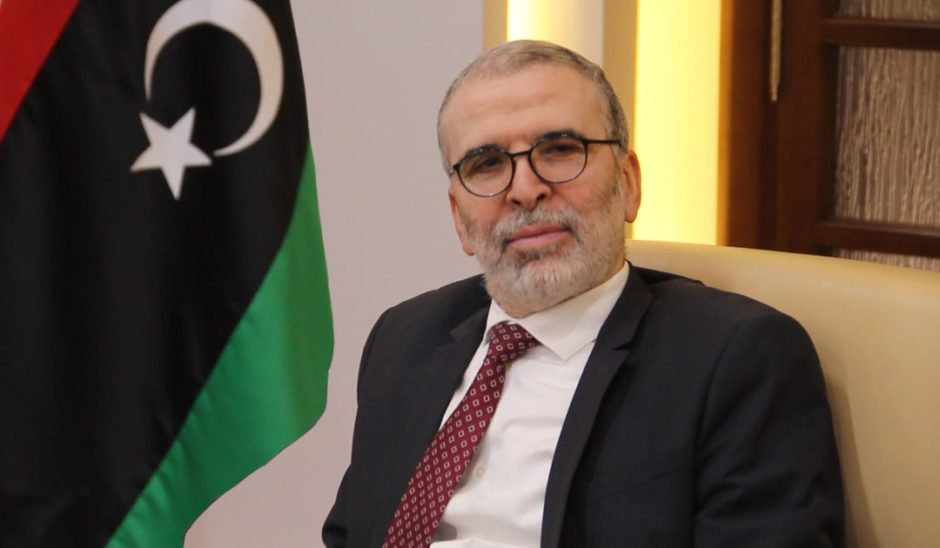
left=186, top=2, right=482, bottom=545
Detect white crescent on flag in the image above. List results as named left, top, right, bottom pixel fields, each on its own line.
left=131, top=0, right=285, bottom=198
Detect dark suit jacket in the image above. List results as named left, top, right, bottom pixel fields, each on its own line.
left=323, top=266, right=844, bottom=547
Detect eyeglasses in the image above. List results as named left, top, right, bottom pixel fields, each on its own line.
left=450, top=133, right=620, bottom=197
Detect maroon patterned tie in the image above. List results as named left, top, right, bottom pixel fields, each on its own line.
left=382, top=321, right=538, bottom=548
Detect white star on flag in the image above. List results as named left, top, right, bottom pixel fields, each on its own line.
left=131, top=108, right=211, bottom=199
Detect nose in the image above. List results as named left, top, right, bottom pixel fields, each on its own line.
left=505, top=154, right=551, bottom=209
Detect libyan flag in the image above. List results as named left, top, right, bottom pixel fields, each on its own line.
left=0, top=0, right=333, bottom=545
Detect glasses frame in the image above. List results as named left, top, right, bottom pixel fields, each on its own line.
left=450, top=133, right=620, bottom=197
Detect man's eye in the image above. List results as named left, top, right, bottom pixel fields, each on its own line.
left=539, top=139, right=582, bottom=157
left=463, top=153, right=507, bottom=177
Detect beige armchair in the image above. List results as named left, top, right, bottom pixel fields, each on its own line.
left=625, top=240, right=940, bottom=547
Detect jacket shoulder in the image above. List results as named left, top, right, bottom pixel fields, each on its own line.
left=386, top=275, right=488, bottom=321
left=633, top=265, right=787, bottom=321
left=366, top=275, right=489, bottom=344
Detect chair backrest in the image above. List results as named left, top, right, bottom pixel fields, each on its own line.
left=625, top=240, right=940, bottom=547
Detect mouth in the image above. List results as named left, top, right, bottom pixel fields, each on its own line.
left=505, top=223, right=570, bottom=252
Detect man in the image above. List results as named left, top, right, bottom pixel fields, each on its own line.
left=324, top=40, right=843, bottom=547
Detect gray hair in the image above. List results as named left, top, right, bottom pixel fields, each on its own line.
left=437, top=39, right=629, bottom=166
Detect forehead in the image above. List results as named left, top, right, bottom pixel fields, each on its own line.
left=441, top=64, right=607, bottom=162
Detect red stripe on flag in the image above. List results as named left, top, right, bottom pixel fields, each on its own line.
left=0, top=0, right=81, bottom=144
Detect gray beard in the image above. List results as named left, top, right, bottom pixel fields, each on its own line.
left=460, top=183, right=625, bottom=317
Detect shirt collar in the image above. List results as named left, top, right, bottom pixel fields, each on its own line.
left=485, top=262, right=629, bottom=362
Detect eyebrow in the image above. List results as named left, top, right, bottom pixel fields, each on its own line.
left=456, top=128, right=583, bottom=161
left=458, top=143, right=501, bottom=160
left=539, top=128, right=581, bottom=141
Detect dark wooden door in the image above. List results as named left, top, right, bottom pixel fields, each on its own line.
left=719, top=0, right=940, bottom=270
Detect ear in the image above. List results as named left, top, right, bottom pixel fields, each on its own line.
left=449, top=188, right=475, bottom=256
left=617, top=149, right=641, bottom=223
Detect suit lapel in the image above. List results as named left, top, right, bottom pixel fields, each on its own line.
left=406, top=306, right=490, bottom=450
left=370, top=305, right=489, bottom=546
left=540, top=265, right=653, bottom=547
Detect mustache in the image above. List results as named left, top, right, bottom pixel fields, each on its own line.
left=488, top=207, right=578, bottom=249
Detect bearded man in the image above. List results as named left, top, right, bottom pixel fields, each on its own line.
left=324, top=40, right=844, bottom=548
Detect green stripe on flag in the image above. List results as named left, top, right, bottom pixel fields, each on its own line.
left=107, top=146, right=332, bottom=547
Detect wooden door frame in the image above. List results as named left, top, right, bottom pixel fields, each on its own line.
left=718, top=0, right=776, bottom=249
left=719, top=0, right=940, bottom=257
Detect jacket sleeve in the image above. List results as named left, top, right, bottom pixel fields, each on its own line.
left=322, top=468, right=352, bottom=548
left=693, top=311, right=845, bottom=546
left=321, top=309, right=390, bottom=548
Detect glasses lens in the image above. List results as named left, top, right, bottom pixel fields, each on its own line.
left=458, top=151, right=511, bottom=195
left=532, top=136, right=587, bottom=183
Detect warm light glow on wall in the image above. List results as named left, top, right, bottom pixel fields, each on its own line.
left=502, top=0, right=721, bottom=245
left=507, top=0, right=604, bottom=64
left=631, top=1, right=720, bottom=244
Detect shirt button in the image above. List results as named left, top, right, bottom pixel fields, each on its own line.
left=474, top=467, right=485, bottom=477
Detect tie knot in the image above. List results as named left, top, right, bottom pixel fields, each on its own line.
left=487, top=321, right=538, bottom=362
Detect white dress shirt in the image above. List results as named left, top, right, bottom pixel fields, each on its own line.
left=431, top=263, right=630, bottom=547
